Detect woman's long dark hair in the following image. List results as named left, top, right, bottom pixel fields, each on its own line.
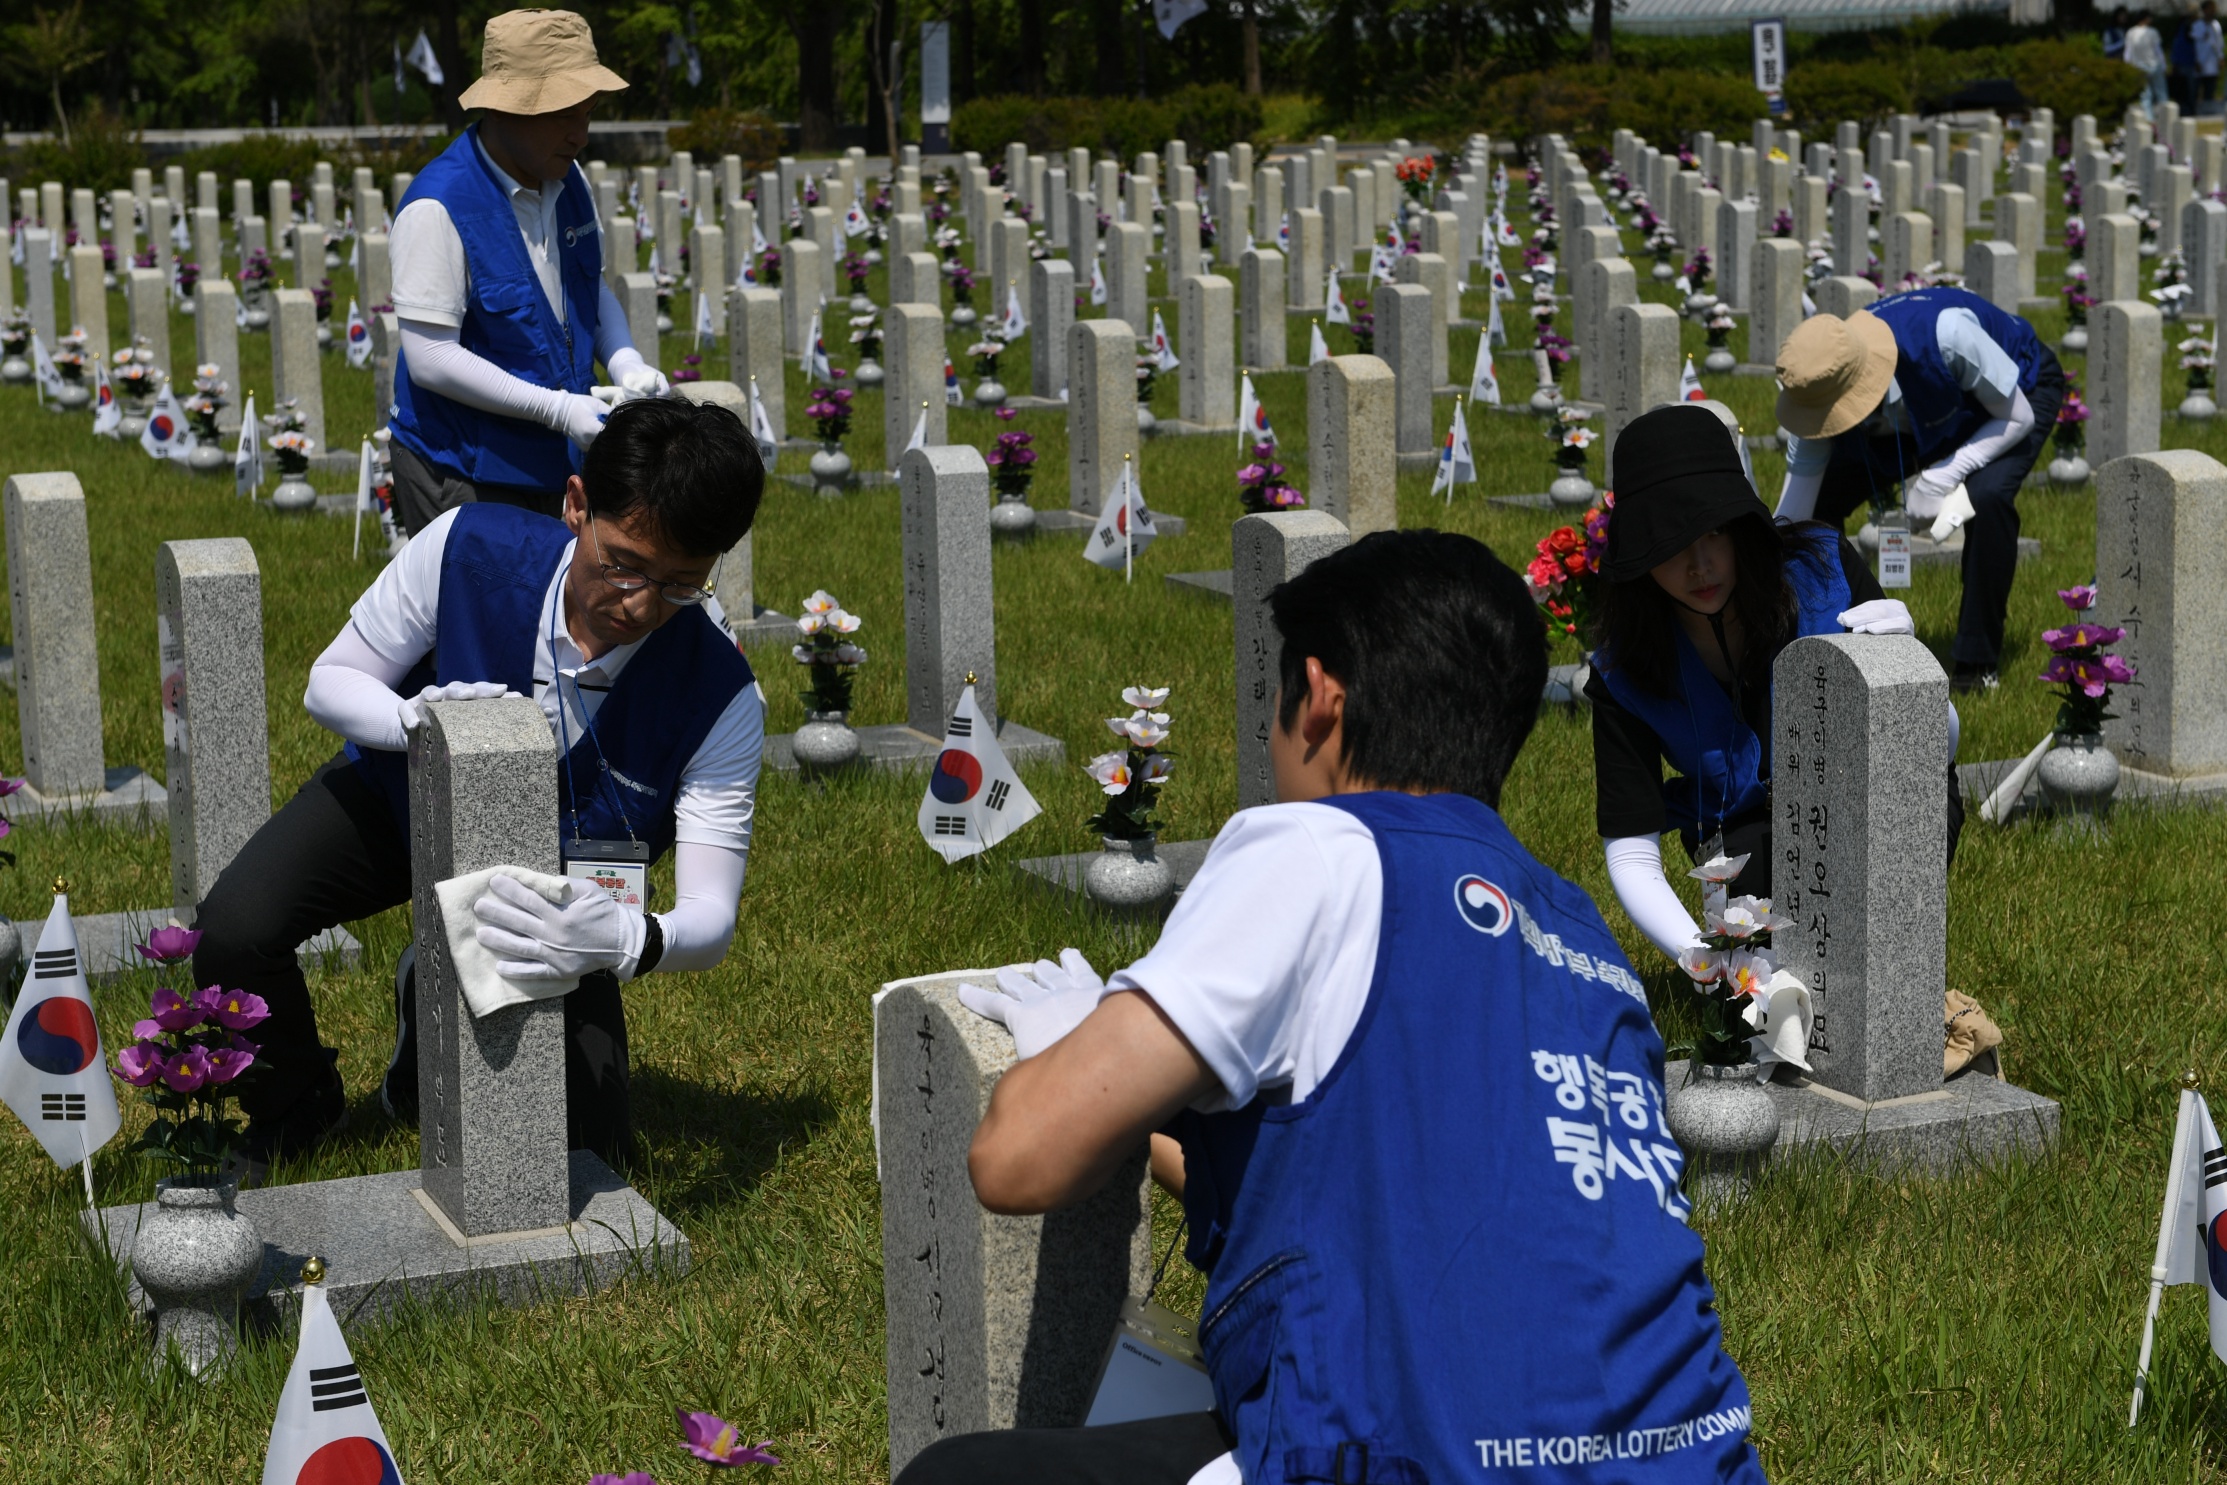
left=1590, top=513, right=1799, bottom=698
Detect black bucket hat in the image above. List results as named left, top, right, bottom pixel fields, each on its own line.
left=1601, top=403, right=1773, bottom=583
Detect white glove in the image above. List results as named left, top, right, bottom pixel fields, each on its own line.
left=956, top=948, right=1109, bottom=1060
left=1903, top=468, right=1959, bottom=520
left=1928, top=482, right=1976, bottom=543
left=548, top=390, right=610, bottom=449
left=1837, top=599, right=1915, bottom=636
left=398, top=680, right=520, bottom=733
left=602, top=347, right=670, bottom=402
left=472, top=873, right=645, bottom=982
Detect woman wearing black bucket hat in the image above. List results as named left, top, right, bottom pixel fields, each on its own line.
left=1581, top=403, right=1963, bottom=969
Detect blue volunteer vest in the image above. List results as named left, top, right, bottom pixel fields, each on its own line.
left=390, top=127, right=602, bottom=491
left=346, top=503, right=754, bottom=859
left=1174, top=792, right=1763, bottom=1484
left=1865, top=287, right=2049, bottom=466
left=1592, top=526, right=1849, bottom=844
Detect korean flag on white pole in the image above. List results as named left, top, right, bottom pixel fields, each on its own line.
left=91, top=360, right=121, bottom=436
left=694, top=287, right=717, bottom=350
left=917, top=684, right=1041, bottom=863
left=1085, top=457, right=1157, bottom=581
left=142, top=384, right=198, bottom=460
left=944, top=357, right=963, bottom=406
left=1430, top=396, right=1476, bottom=502
left=261, top=1275, right=408, bottom=1485
left=0, top=897, right=122, bottom=1173
left=236, top=390, right=264, bottom=497
left=1238, top=372, right=1274, bottom=449
left=2129, top=1082, right=2227, bottom=1425
left=1491, top=262, right=1514, bottom=302
left=1155, top=0, right=1209, bottom=38
left=1486, top=293, right=1507, bottom=350
left=1090, top=254, right=1108, bottom=306
left=806, top=308, right=832, bottom=381
left=31, top=334, right=64, bottom=404
left=1324, top=270, right=1349, bottom=326
left=1469, top=339, right=1501, bottom=405
left=1001, top=282, right=1027, bottom=341
left=1680, top=354, right=1706, bottom=402
left=748, top=377, right=780, bottom=468
left=1150, top=309, right=1179, bottom=372
left=904, top=401, right=930, bottom=458
left=404, top=27, right=445, bottom=86
left=1308, top=320, right=1331, bottom=365
left=345, top=299, right=372, bottom=368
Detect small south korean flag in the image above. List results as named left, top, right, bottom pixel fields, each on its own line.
left=91, top=360, right=121, bottom=436
left=807, top=309, right=833, bottom=381
left=1324, top=270, right=1349, bottom=326
left=2130, top=1084, right=2227, bottom=1425
left=1001, top=282, right=1028, bottom=341
left=904, top=401, right=930, bottom=459
left=142, top=384, right=198, bottom=460
left=0, top=896, right=122, bottom=1171
left=694, top=287, right=718, bottom=349
left=944, top=357, right=963, bottom=406
left=261, top=1272, right=408, bottom=1485
left=917, top=684, right=1041, bottom=864
left=1308, top=320, right=1331, bottom=366
left=1486, top=293, right=1507, bottom=350
left=748, top=377, right=780, bottom=467
left=1090, top=255, right=1108, bottom=306
left=345, top=299, right=372, bottom=369
left=1469, top=339, right=1502, bottom=405
left=1491, top=262, right=1514, bottom=302
left=1430, top=397, right=1476, bottom=501
left=1085, top=458, right=1158, bottom=579
left=1238, top=372, right=1275, bottom=449
left=1149, top=309, right=1179, bottom=373
left=235, top=391, right=263, bottom=495
left=844, top=199, right=871, bottom=238
left=1680, top=354, right=1706, bottom=402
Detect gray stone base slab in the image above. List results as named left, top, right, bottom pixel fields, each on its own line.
left=1001, top=394, right=1069, bottom=410
left=1148, top=418, right=1240, bottom=438
left=1668, top=1061, right=2059, bottom=1175
left=54, top=906, right=360, bottom=983
left=1031, top=508, right=1190, bottom=538
left=1733, top=364, right=1778, bottom=377
left=774, top=470, right=899, bottom=491
left=1167, top=569, right=1232, bottom=600
left=1897, top=530, right=2042, bottom=567
left=1015, top=838, right=1214, bottom=917
left=1396, top=451, right=1440, bottom=473
left=10, top=769, right=167, bottom=831
left=1544, top=662, right=1593, bottom=706
left=729, top=607, right=798, bottom=647
left=1957, top=756, right=2227, bottom=821
left=764, top=718, right=1065, bottom=774
left=81, top=1150, right=686, bottom=1333
left=1490, top=492, right=1591, bottom=510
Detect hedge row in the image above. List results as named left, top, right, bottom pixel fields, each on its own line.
left=952, top=84, right=1266, bottom=160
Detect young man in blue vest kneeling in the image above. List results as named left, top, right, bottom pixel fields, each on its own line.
left=193, top=396, right=765, bottom=1187
left=911, top=532, right=1766, bottom=1485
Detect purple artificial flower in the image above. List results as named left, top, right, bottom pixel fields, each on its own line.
left=1237, top=463, right=1269, bottom=485
left=159, top=1044, right=213, bottom=1093
left=590, top=1476, right=659, bottom=1485
left=138, top=925, right=203, bottom=963
left=148, top=987, right=205, bottom=1031
left=114, top=1041, right=167, bottom=1088
left=0, top=778, right=22, bottom=798
left=131, top=1018, right=162, bottom=1041
left=203, top=1043, right=255, bottom=1083
left=994, top=406, right=1017, bottom=421
left=2043, top=622, right=2126, bottom=652
left=2058, top=585, right=2099, bottom=611
left=197, top=986, right=271, bottom=1031
left=675, top=1409, right=780, bottom=1466
left=2103, top=654, right=2137, bottom=685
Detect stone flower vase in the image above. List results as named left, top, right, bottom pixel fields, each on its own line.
left=854, top=357, right=885, bottom=387
left=1528, top=381, right=1563, bottom=415
left=271, top=459, right=318, bottom=511
left=1684, top=291, right=1716, bottom=318
left=2049, top=452, right=2091, bottom=486
left=1666, top=1061, right=1779, bottom=1204
left=0, top=914, right=21, bottom=986
left=1548, top=467, right=1595, bottom=507
left=116, top=396, right=151, bottom=442
left=1, top=346, right=30, bottom=383
left=2179, top=387, right=2216, bottom=421
left=2038, top=732, right=2119, bottom=829
left=809, top=441, right=853, bottom=495
left=1651, top=258, right=1676, bottom=282
left=2060, top=325, right=2089, bottom=354
left=1704, top=346, right=1737, bottom=375
left=1084, top=834, right=1176, bottom=912
left=973, top=377, right=1007, bottom=408
left=951, top=304, right=979, bottom=328
left=848, top=292, right=876, bottom=314
left=51, top=371, right=92, bottom=412
left=989, top=490, right=1038, bottom=537
left=132, top=1176, right=264, bottom=1378
left=1137, top=404, right=1158, bottom=435
left=242, top=289, right=271, bottom=332
left=792, top=709, right=861, bottom=771
left=186, top=435, right=230, bottom=475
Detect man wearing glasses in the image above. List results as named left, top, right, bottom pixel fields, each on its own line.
left=192, top=397, right=765, bottom=1185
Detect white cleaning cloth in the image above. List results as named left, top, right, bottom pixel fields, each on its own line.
left=1929, top=482, right=1976, bottom=543
left=433, top=866, right=583, bottom=1018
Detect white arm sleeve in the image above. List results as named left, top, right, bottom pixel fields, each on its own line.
left=1924, top=386, right=2035, bottom=486
left=1776, top=468, right=1823, bottom=524
left=1603, top=835, right=1704, bottom=964
left=304, top=623, right=419, bottom=751
left=595, top=280, right=646, bottom=372
left=654, top=840, right=747, bottom=973
left=400, top=318, right=574, bottom=430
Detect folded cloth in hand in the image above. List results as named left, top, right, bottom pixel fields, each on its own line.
left=433, top=865, right=583, bottom=1018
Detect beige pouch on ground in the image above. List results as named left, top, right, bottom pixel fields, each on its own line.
left=432, top=866, right=584, bottom=1018
left=1945, top=989, right=2003, bottom=1077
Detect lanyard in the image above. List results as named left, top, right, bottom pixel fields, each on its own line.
left=546, top=570, right=641, bottom=851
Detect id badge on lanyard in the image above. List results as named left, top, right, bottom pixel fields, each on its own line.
left=1876, top=510, right=1912, bottom=589
left=564, top=837, right=650, bottom=911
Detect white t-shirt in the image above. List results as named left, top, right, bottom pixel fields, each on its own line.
left=349, top=508, right=763, bottom=852
left=390, top=136, right=578, bottom=329
left=1108, top=803, right=1384, bottom=1113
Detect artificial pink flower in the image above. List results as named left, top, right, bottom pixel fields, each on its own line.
left=115, top=1041, right=167, bottom=1087
left=137, top=925, right=203, bottom=963
left=159, top=1044, right=213, bottom=1093
left=676, top=1409, right=780, bottom=1466
left=148, top=987, right=205, bottom=1032
left=196, top=986, right=271, bottom=1031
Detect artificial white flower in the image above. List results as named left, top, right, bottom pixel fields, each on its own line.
left=1086, top=750, right=1134, bottom=794
left=1747, top=969, right=1815, bottom=1078
left=834, top=642, right=867, bottom=665
left=797, top=613, right=825, bottom=636
left=1143, top=754, right=1175, bottom=783
left=1725, top=946, right=1775, bottom=1005
left=1120, top=716, right=1171, bottom=748
left=1686, top=853, right=1752, bottom=884
left=1121, top=685, right=1171, bottom=709
left=802, top=589, right=839, bottom=616
left=1678, top=943, right=1725, bottom=984
left=832, top=609, right=862, bottom=634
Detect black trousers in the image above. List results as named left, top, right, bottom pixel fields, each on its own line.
left=1812, top=354, right=2066, bottom=670
left=895, top=1414, right=1236, bottom=1485
left=388, top=437, right=565, bottom=538
left=192, top=752, right=634, bottom=1165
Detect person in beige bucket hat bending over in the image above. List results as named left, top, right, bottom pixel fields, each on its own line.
left=1773, top=286, right=2064, bottom=691
left=387, top=10, right=667, bottom=535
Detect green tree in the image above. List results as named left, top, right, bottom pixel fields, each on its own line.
left=5, top=2, right=102, bottom=142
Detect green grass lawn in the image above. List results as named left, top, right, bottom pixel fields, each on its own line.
left=2, top=175, right=2226, bottom=1482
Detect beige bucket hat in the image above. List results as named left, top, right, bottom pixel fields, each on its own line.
left=458, top=10, right=628, bottom=115
left=1774, top=311, right=1899, bottom=440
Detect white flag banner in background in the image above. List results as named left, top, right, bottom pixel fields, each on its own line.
left=1308, top=321, right=1331, bottom=365
left=261, top=1279, right=408, bottom=1485
left=141, top=384, right=198, bottom=460
left=1470, top=340, right=1501, bottom=405
left=0, top=897, right=121, bottom=1172
left=1085, top=461, right=1158, bottom=578
left=1150, top=309, right=1179, bottom=372
left=1090, top=255, right=1108, bottom=306
left=236, top=390, right=264, bottom=497
left=1154, top=0, right=1210, bottom=38
left=91, top=362, right=120, bottom=436
left=749, top=380, right=780, bottom=467
left=916, top=684, right=1041, bottom=864
left=404, top=28, right=445, bottom=86
left=1238, top=372, right=1275, bottom=448
left=806, top=309, right=832, bottom=381
left=1680, top=354, right=1706, bottom=402
left=345, top=300, right=371, bottom=369
left=2130, top=1085, right=2227, bottom=1424
left=1431, top=397, right=1477, bottom=501
left=1324, top=271, right=1349, bottom=326
left=1001, top=283, right=1027, bottom=341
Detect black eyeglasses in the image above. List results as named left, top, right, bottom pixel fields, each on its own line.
left=587, top=516, right=715, bottom=605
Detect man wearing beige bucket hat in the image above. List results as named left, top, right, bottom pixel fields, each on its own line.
left=1772, top=285, right=2063, bottom=691
left=387, top=9, right=666, bottom=535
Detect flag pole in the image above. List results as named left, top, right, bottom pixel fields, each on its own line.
left=1123, top=455, right=1135, bottom=585
left=2132, top=1071, right=2202, bottom=1426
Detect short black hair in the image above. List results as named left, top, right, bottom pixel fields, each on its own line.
left=581, top=394, right=763, bottom=558
left=1271, top=529, right=1547, bottom=808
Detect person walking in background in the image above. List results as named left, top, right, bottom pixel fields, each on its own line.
left=2125, top=10, right=2170, bottom=115
left=2170, top=8, right=2201, bottom=112
left=2105, top=5, right=2131, bottom=58
left=2196, top=1, right=2224, bottom=113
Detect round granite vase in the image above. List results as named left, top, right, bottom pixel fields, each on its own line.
left=2038, top=732, right=2118, bottom=830
left=2049, top=454, right=2091, bottom=486
left=2179, top=390, right=2216, bottom=421
left=1666, top=1062, right=1779, bottom=1204
left=973, top=378, right=1007, bottom=408
left=809, top=443, right=853, bottom=495
left=1084, top=834, right=1175, bottom=912
left=1548, top=471, right=1595, bottom=507
left=1137, top=405, right=1157, bottom=434
left=186, top=441, right=230, bottom=475
left=133, top=1176, right=263, bottom=1378
left=1704, top=347, right=1737, bottom=375
left=853, top=357, right=885, bottom=387
left=2060, top=325, right=2089, bottom=354
left=0, top=355, right=30, bottom=384
left=989, top=492, right=1038, bottom=537
left=792, top=710, right=861, bottom=770
left=270, top=474, right=318, bottom=511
